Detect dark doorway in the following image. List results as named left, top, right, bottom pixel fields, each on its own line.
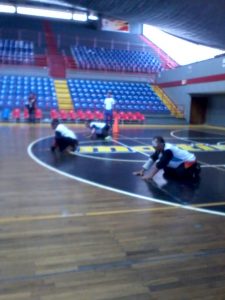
left=190, top=95, right=208, bottom=124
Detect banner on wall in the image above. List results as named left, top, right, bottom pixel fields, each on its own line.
left=102, top=18, right=129, bottom=33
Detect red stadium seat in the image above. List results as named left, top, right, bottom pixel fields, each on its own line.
left=24, top=108, right=29, bottom=121
left=50, top=109, right=59, bottom=120
left=12, top=108, right=21, bottom=120
left=35, top=108, right=43, bottom=121
left=135, top=112, right=145, bottom=123
left=59, top=110, right=68, bottom=121
left=94, top=110, right=104, bottom=120
left=68, top=110, right=77, bottom=121
left=119, top=111, right=129, bottom=123
left=76, top=110, right=86, bottom=121
left=85, top=110, right=95, bottom=120
left=128, top=112, right=138, bottom=122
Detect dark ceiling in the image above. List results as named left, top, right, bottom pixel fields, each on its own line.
left=9, top=0, right=225, bottom=50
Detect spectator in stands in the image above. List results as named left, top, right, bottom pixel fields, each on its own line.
left=85, top=120, right=111, bottom=140
left=51, top=119, right=78, bottom=153
left=27, top=92, right=36, bottom=122
left=133, top=136, right=201, bottom=181
left=104, top=91, right=115, bottom=127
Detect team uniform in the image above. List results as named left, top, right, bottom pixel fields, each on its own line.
left=143, top=143, right=200, bottom=179
left=90, top=121, right=110, bottom=139
left=53, top=124, right=78, bottom=152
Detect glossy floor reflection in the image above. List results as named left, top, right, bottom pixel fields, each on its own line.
left=31, top=126, right=225, bottom=215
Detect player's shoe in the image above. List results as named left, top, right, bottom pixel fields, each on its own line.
left=105, top=135, right=112, bottom=141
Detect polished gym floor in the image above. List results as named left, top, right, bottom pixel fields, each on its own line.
left=1, top=122, right=225, bottom=300
left=32, top=124, right=225, bottom=215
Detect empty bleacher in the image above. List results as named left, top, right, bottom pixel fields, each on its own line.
left=0, top=39, right=34, bottom=64
left=0, top=15, right=47, bottom=66
left=50, top=20, right=163, bottom=73
left=0, top=16, right=182, bottom=123
left=71, top=45, right=162, bottom=73
left=67, top=78, right=169, bottom=114
left=0, top=75, right=171, bottom=122
left=0, top=75, right=57, bottom=112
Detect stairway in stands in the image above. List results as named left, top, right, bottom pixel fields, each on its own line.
left=54, top=80, right=73, bottom=111
left=44, top=21, right=66, bottom=78
left=152, top=85, right=184, bottom=118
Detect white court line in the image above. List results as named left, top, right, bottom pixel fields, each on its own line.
left=128, top=136, right=225, bottom=140
left=111, top=138, right=150, bottom=157
left=73, top=152, right=145, bottom=163
left=170, top=129, right=225, bottom=171
left=201, top=164, right=225, bottom=168
left=171, top=129, right=225, bottom=144
left=27, top=136, right=225, bottom=217
left=170, top=129, right=199, bottom=144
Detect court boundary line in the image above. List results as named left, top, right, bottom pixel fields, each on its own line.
left=170, top=129, right=225, bottom=172
left=28, top=137, right=225, bottom=217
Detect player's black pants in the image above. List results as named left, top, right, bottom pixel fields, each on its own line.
left=55, top=137, right=78, bottom=152
left=96, top=125, right=110, bottom=139
left=163, top=162, right=200, bottom=180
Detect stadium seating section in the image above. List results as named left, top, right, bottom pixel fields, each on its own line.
left=0, top=39, right=34, bottom=64
left=68, top=78, right=169, bottom=114
left=0, top=16, right=173, bottom=122
left=0, top=75, right=57, bottom=111
left=0, top=75, right=170, bottom=122
left=71, top=45, right=163, bottom=73
left=0, top=15, right=164, bottom=73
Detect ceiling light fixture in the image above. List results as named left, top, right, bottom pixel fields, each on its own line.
left=73, top=11, right=87, bottom=22
left=88, top=13, right=98, bottom=21
left=0, top=4, right=16, bottom=13
left=17, top=6, right=72, bottom=20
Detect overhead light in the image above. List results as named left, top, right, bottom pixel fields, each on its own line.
left=17, top=6, right=72, bottom=20
left=73, top=11, right=87, bottom=22
left=88, top=13, right=98, bottom=21
left=0, top=4, right=16, bottom=13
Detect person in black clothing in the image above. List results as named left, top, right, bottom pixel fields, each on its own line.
left=133, top=136, right=201, bottom=181
left=27, top=92, right=36, bottom=122
left=51, top=119, right=78, bottom=153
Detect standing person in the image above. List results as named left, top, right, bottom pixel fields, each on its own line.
left=85, top=120, right=111, bottom=140
left=104, top=91, right=115, bottom=128
left=27, top=92, right=36, bottom=122
left=133, top=136, right=201, bottom=181
left=51, top=119, right=78, bottom=153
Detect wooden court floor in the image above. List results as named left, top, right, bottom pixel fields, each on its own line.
left=1, top=122, right=225, bottom=300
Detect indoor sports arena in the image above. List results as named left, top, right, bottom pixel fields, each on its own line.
left=1, top=1, right=225, bottom=299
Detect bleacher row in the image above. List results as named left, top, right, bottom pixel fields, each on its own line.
left=0, top=75, right=169, bottom=115
left=68, top=78, right=169, bottom=113
left=71, top=45, right=163, bottom=73
left=0, top=75, right=57, bottom=109
left=0, top=37, right=163, bottom=73
left=2, top=108, right=145, bottom=123
left=0, top=39, right=34, bottom=64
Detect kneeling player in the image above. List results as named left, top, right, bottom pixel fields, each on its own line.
left=86, top=121, right=111, bottom=140
left=51, top=119, right=78, bottom=153
left=133, top=136, right=201, bottom=181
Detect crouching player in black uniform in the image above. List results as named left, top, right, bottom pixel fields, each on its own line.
left=86, top=120, right=111, bottom=140
left=133, top=136, right=201, bottom=181
left=51, top=119, right=78, bottom=153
